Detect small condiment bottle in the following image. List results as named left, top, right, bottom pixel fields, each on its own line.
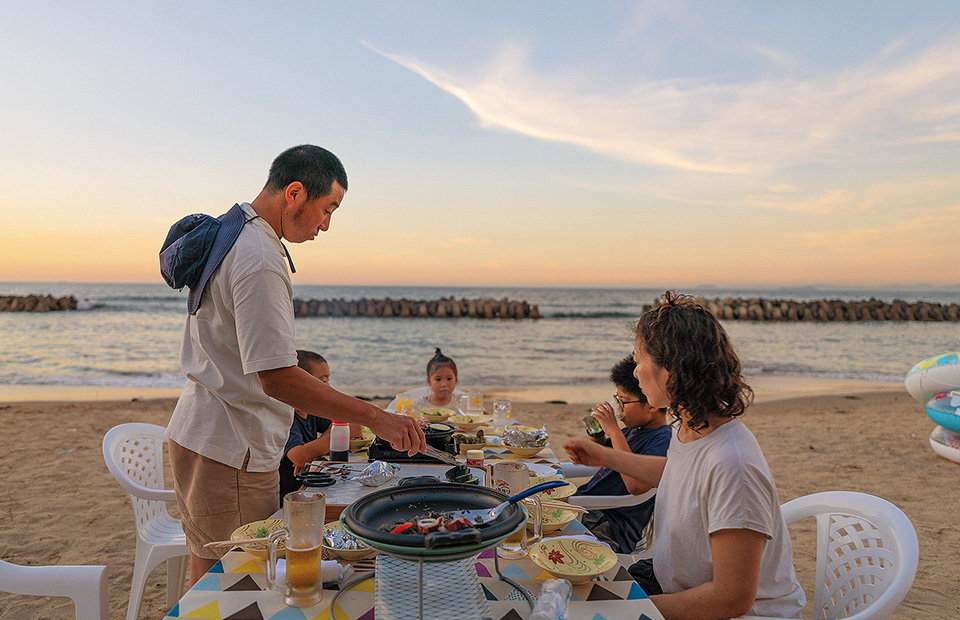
left=329, top=421, right=350, bottom=461
left=466, top=449, right=484, bottom=467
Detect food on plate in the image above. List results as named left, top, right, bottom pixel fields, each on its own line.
left=420, top=407, right=455, bottom=421
left=454, top=429, right=485, bottom=446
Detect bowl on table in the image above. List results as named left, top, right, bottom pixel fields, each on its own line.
left=448, top=415, right=484, bottom=432
left=503, top=444, right=546, bottom=457
left=528, top=538, right=617, bottom=584
left=230, top=518, right=285, bottom=559
left=457, top=439, right=489, bottom=456
left=420, top=407, right=455, bottom=422
left=322, top=521, right=377, bottom=561
left=350, top=429, right=375, bottom=452
left=526, top=501, right=578, bottom=533
left=531, top=475, right=577, bottom=500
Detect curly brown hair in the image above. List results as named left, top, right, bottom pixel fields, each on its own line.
left=634, top=291, right=753, bottom=431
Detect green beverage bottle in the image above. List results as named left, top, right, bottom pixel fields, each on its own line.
left=582, top=415, right=605, bottom=439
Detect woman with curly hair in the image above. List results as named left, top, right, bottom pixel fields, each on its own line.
left=564, top=292, right=805, bottom=619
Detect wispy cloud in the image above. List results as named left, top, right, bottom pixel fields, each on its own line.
left=366, top=36, right=960, bottom=175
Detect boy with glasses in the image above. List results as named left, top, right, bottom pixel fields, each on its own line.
left=574, top=356, right=671, bottom=552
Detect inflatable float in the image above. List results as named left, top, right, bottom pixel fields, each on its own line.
left=905, top=351, right=960, bottom=403
left=929, top=425, right=960, bottom=464
left=925, top=392, right=960, bottom=433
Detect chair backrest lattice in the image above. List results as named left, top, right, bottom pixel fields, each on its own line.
left=103, top=424, right=174, bottom=535
left=119, top=436, right=166, bottom=528
left=817, top=513, right=894, bottom=619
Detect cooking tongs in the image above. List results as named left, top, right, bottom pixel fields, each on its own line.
left=453, top=480, right=568, bottom=526
left=423, top=444, right=461, bottom=466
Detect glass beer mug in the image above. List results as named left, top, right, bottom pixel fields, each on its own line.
left=492, top=461, right=544, bottom=559
left=267, top=490, right=326, bottom=607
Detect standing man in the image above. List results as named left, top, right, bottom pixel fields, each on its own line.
left=165, top=145, right=426, bottom=584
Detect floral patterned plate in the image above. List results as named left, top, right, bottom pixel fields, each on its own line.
left=528, top=538, right=617, bottom=584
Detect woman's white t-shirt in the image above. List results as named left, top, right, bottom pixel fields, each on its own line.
left=653, top=419, right=806, bottom=617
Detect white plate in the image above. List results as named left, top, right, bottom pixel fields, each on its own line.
left=486, top=460, right=558, bottom=478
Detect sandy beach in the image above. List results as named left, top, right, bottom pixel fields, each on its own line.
left=1, top=377, right=956, bottom=619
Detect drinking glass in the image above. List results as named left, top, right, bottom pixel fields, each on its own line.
left=493, top=399, right=512, bottom=427
left=267, top=490, right=325, bottom=607
left=492, top=462, right=543, bottom=559
left=394, top=393, right=414, bottom=415
left=463, top=390, right=483, bottom=416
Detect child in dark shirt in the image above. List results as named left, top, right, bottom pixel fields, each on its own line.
left=575, top=355, right=671, bottom=553
left=278, top=350, right=362, bottom=499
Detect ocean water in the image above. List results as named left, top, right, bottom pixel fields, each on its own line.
left=1, top=282, right=958, bottom=391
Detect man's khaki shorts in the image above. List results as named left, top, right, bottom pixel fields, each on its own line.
left=168, top=440, right=280, bottom=559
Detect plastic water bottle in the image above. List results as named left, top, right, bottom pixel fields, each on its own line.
left=329, top=421, right=350, bottom=461
left=530, top=578, right=572, bottom=620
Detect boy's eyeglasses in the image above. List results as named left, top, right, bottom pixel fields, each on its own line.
left=614, top=394, right=641, bottom=408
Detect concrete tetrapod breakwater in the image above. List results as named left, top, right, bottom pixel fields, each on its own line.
left=642, top=297, right=960, bottom=321
left=0, top=294, right=78, bottom=312
left=292, top=297, right=541, bottom=319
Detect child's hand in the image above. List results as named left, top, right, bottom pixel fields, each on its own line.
left=591, top=402, right=619, bottom=436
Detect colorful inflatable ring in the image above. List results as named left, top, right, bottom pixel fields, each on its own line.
left=929, top=425, right=960, bottom=464
left=925, top=393, right=960, bottom=433
left=905, top=352, right=960, bottom=403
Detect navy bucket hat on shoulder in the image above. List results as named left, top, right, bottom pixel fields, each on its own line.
left=160, top=203, right=248, bottom=315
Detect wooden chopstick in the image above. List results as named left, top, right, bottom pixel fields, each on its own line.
left=203, top=537, right=269, bottom=549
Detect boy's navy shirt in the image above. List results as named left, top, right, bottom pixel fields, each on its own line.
left=575, top=423, right=672, bottom=552
left=278, top=414, right=333, bottom=498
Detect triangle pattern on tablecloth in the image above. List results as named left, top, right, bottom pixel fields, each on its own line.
left=180, top=599, right=221, bottom=619
left=498, top=562, right=529, bottom=580
left=193, top=575, right=223, bottom=591
left=495, top=609, right=525, bottom=620
left=224, top=575, right=262, bottom=592
left=481, top=584, right=498, bottom=600
left=586, top=584, right=622, bottom=601
left=474, top=561, right=493, bottom=578
left=612, top=566, right=633, bottom=581
left=210, top=561, right=225, bottom=573
left=262, top=607, right=308, bottom=620
left=355, top=609, right=375, bottom=620
left=627, top=583, right=649, bottom=600
left=222, top=601, right=263, bottom=620
left=229, top=558, right=263, bottom=574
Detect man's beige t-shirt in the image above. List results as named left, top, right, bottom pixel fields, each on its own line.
left=166, top=202, right=298, bottom=472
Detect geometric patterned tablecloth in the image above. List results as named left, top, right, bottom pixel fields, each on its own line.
left=162, top=525, right=664, bottom=620
left=163, top=428, right=664, bottom=620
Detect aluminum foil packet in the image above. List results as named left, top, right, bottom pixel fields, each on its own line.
left=355, top=460, right=400, bottom=486
left=323, top=527, right=368, bottom=551
left=503, top=425, right=549, bottom=448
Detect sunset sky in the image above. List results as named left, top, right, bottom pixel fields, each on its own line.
left=2, top=1, right=959, bottom=288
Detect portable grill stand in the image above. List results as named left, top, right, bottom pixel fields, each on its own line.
left=328, top=550, right=535, bottom=620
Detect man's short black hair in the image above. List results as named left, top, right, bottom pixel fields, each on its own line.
left=266, top=145, right=348, bottom=201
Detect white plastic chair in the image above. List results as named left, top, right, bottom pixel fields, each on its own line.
left=0, top=559, right=108, bottom=619
left=559, top=462, right=658, bottom=556
left=102, top=423, right=189, bottom=620
left=738, top=491, right=919, bottom=620
left=386, top=386, right=467, bottom=412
